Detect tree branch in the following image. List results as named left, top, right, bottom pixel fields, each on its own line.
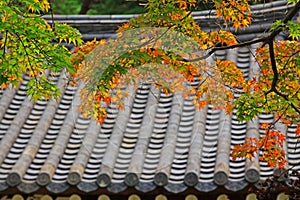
left=48, top=0, right=55, bottom=31
left=135, top=11, right=193, bottom=49
left=264, top=40, right=300, bottom=115
left=14, top=33, right=39, bottom=84
left=181, top=0, right=300, bottom=62
left=267, top=0, right=300, bottom=41
left=265, top=40, right=278, bottom=94
left=180, top=37, right=265, bottom=62
left=274, top=88, right=300, bottom=115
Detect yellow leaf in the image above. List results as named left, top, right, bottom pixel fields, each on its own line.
left=28, top=5, right=34, bottom=12
left=246, top=153, right=252, bottom=160
left=1, top=15, right=6, bottom=22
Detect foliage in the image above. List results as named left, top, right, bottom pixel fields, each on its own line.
left=50, top=0, right=281, bottom=15
left=232, top=126, right=287, bottom=168
left=232, top=40, right=300, bottom=168
left=71, top=0, right=244, bottom=123
left=249, top=169, right=300, bottom=199
left=70, top=0, right=300, bottom=170
left=1, top=0, right=300, bottom=172
left=0, top=0, right=82, bottom=100
left=51, top=0, right=146, bottom=15
left=87, top=0, right=146, bottom=14
left=51, top=0, right=81, bottom=14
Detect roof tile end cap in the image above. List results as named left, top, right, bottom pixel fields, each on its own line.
left=37, top=173, right=51, bottom=186
left=124, top=173, right=139, bottom=187
left=245, top=168, right=260, bottom=183
left=97, top=173, right=111, bottom=188
left=213, top=171, right=228, bottom=186
left=154, top=172, right=168, bottom=187
left=184, top=172, right=198, bottom=187
left=6, top=172, right=21, bottom=187
left=67, top=172, right=82, bottom=185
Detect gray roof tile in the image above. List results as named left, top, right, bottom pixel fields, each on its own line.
left=0, top=1, right=299, bottom=198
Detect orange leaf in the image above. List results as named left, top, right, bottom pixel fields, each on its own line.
left=296, top=123, right=300, bottom=136
left=260, top=123, right=270, bottom=129
left=179, top=1, right=187, bottom=9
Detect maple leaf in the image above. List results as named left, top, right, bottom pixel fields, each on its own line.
left=277, top=133, right=285, bottom=146
left=296, top=123, right=300, bottom=136
left=179, top=1, right=188, bottom=9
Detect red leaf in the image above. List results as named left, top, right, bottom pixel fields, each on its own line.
left=296, top=123, right=300, bottom=136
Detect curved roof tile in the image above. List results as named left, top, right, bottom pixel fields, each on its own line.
left=0, top=1, right=299, bottom=199
left=0, top=52, right=298, bottom=197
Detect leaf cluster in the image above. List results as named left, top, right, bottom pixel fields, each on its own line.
left=250, top=169, right=300, bottom=200
left=0, top=0, right=82, bottom=101
left=71, top=0, right=300, bottom=170
left=3, top=0, right=299, bottom=171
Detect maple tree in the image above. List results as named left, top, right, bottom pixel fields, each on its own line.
left=51, top=0, right=145, bottom=15
left=0, top=0, right=82, bottom=100
left=1, top=0, right=300, bottom=171
left=70, top=0, right=300, bottom=170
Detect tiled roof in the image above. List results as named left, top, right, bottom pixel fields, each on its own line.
left=43, top=1, right=296, bottom=41
left=0, top=1, right=299, bottom=199
left=0, top=47, right=299, bottom=198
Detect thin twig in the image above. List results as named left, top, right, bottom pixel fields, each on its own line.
left=268, top=40, right=278, bottom=93
left=181, top=0, right=300, bottom=63
left=264, top=40, right=300, bottom=115
left=48, top=0, right=55, bottom=31
left=274, top=88, right=300, bottom=115
left=14, top=33, right=39, bottom=84
left=181, top=37, right=266, bottom=62
left=135, top=10, right=193, bottom=49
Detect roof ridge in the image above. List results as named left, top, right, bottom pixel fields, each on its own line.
left=96, top=87, right=135, bottom=187
left=36, top=84, right=82, bottom=186
left=213, top=111, right=232, bottom=186
left=154, top=92, right=185, bottom=187
left=67, top=120, right=101, bottom=185
left=185, top=105, right=208, bottom=186
left=245, top=118, right=260, bottom=183
left=125, top=86, right=160, bottom=187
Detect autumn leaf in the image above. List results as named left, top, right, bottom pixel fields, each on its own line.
left=296, top=123, right=300, bottom=136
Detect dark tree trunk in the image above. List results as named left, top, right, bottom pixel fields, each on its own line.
left=79, top=0, right=93, bottom=14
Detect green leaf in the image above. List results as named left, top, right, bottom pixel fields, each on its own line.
left=270, top=20, right=286, bottom=32
left=287, top=21, right=300, bottom=40
left=288, top=0, right=299, bottom=4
